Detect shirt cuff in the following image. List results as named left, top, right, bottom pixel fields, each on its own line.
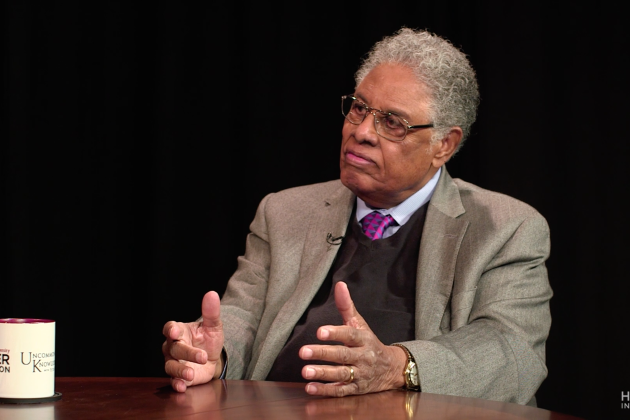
left=218, top=347, right=228, bottom=379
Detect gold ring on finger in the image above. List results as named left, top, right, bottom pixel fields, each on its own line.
left=345, top=366, right=355, bottom=384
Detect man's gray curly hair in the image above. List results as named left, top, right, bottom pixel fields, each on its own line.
left=355, top=28, right=479, bottom=150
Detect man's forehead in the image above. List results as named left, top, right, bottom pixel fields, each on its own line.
left=354, top=64, right=430, bottom=118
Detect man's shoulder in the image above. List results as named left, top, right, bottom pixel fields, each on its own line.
left=436, top=177, right=551, bottom=261
left=452, top=178, right=541, bottom=217
left=265, top=180, right=348, bottom=205
left=277, top=179, right=345, bottom=194
left=254, top=180, right=352, bottom=229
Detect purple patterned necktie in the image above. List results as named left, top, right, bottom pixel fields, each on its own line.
left=361, top=211, right=397, bottom=240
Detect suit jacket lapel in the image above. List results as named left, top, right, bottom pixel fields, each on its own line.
left=250, top=183, right=355, bottom=380
left=415, top=168, right=469, bottom=340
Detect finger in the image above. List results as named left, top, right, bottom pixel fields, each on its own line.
left=302, top=364, right=356, bottom=383
left=300, top=343, right=355, bottom=365
left=201, top=291, right=222, bottom=331
left=162, top=340, right=176, bottom=359
left=171, top=377, right=190, bottom=393
left=162, top=322, right=197, bottom=361
left=198, top=291, right=224, bottom=365
left=163, top=321, right=185, bottom=342
left=334, top=282, right=368, bottom=330
left=316, top=325, right=366, bottom=347
left=168, top=340, right=208, bottom=364
left=166, top=353, right=218, bottom=390
left=165, top=358, right=195, bottom=382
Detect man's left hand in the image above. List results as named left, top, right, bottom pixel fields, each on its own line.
left=299, top=281, right=408, bottom=397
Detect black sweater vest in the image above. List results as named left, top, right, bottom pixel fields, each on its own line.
left=266, top=203, right=428, bottom=382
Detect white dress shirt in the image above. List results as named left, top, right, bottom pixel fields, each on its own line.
left=355, top=167, right=441, bottom=239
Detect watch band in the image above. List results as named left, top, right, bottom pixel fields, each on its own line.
left=392, top=344, right=421, bottom=391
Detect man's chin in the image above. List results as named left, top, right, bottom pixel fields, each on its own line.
left=340, top=177, right=375, bottom=204
left=340, top=173, right=364, bottom=195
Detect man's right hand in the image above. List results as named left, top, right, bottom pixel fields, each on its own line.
left=162, top=291, right=224, bottom=392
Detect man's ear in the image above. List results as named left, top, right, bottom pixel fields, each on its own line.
left=432, top=127, right=463, bottom=168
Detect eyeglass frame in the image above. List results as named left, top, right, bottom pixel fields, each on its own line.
left=341, top=95, right=434, bottom=142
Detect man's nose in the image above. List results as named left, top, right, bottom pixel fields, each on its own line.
left=353, top=112, right=379, bottom=144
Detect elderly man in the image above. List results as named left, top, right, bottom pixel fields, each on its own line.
left=162, top=27, right=552, bottom=406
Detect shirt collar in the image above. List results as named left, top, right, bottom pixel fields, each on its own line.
left=355, top=167, right=441, bottom=226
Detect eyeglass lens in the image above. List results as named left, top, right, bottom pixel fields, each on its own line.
left=342, top=96, right=408, bottom=141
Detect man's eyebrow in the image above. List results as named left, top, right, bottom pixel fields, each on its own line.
left=354, top=92, right=410, bottom=118
left=353, top=93, right=367, bottom=103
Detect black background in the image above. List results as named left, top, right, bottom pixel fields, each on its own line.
left=3, top=2, right=629, bottom=419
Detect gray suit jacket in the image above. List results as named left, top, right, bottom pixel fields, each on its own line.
left=220, top=168, right=552, bottom=405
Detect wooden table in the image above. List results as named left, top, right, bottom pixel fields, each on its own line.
left=0, top=377, right=583, bottom=419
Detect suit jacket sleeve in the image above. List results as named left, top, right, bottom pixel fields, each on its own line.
left=218, top=192, right=274, bottom=379
left=400, top=205, right=552, bottom=406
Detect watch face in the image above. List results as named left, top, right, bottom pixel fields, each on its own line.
left=408, top=362, right=419, bottom=388
left=410, top=372, right=419, bottom=386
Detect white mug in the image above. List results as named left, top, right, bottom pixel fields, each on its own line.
left=0, top=319, right=56, bottom=399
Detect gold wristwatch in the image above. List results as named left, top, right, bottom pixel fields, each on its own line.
left=392, top=344, right=420, bottom=391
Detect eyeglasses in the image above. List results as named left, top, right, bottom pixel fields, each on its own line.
left=341, top=95, right=433, bottom=142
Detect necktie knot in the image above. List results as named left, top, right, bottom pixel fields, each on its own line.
left=361, top=211, right=397, bottom=240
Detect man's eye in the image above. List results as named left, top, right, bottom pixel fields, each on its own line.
left=384, top=114, right=404, bottom=129
left=352, top=103, right=368, bottom=114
